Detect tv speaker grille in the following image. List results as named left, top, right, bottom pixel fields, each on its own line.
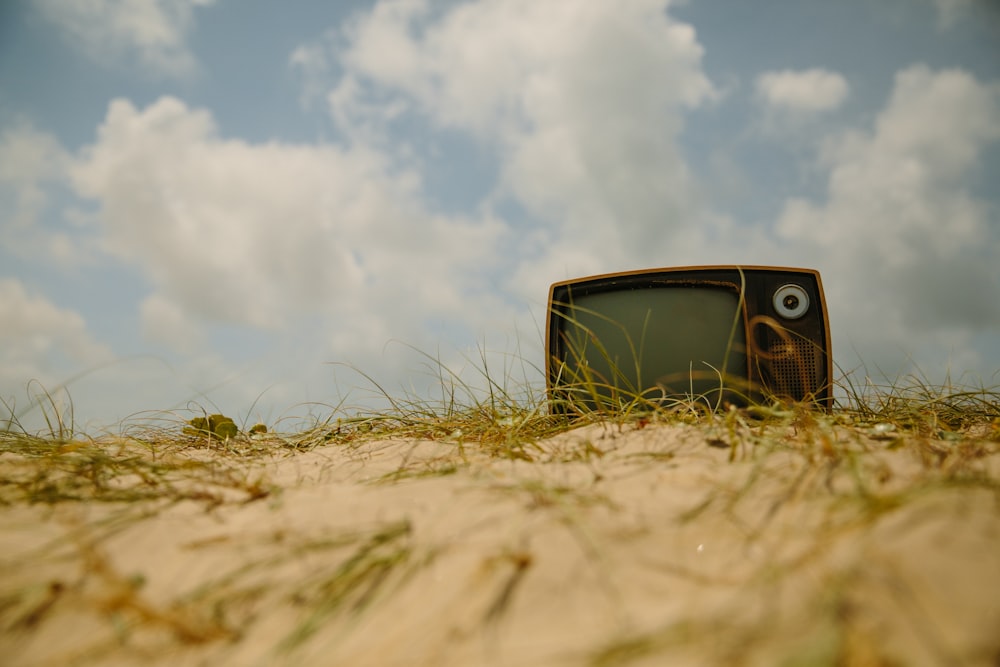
left=765, top=334, right=819, bottom=401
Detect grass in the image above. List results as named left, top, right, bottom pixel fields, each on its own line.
left=1, top=355, right=998, bottom=666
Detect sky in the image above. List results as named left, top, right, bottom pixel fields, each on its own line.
left=1, top=0, right=999, bottom=430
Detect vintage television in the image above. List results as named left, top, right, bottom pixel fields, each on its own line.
left=546, top=266, right=833, bottom=411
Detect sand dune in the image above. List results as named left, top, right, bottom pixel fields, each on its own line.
left=2, top=420, right=998, bottom=666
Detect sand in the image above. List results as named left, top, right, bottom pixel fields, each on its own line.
left=2, top=420, right=999, bottom=666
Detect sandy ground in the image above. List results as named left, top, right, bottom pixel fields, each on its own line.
left=1, top=420, right=999, bottom=666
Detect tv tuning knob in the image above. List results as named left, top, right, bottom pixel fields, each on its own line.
left=773, top=284, right=810, bottom=319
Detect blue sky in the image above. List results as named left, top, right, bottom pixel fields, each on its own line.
left=2, top=0, right=999, bottom=430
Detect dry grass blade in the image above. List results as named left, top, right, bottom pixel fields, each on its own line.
left=277, top=519, right=414, bottom=653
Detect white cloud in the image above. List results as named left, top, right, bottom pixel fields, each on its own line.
left=0, top=278, right=113, bottom=399
left=289, top=40, right=333, bottom=109
left=930, top=0, right=974, bottom=28
left=775, top=65, right=1000, bottom=374
left=69, top=96, right=513, bottom=363
left=0, top=124, right=97, bottom=265
left=66, top=0, right=722, bottom=373
left=33, top=0, right=214, bottom=78
left=140, top=293, right=205, bottom=353
left=325, top=0, right=718, bottom=274
left=756, top=68, right=849, bottom=114
left=0, top=123, right=69, bottom=230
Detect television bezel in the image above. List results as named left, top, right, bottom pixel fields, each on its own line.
left=545, top=265, right=834, bottom=410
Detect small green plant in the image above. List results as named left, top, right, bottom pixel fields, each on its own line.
left=184, top=413, right=240, bottom=440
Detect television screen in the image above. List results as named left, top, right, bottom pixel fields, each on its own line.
left=547, top=266, right=832, bottom=411
left=557, top=286, right=747, bottom=403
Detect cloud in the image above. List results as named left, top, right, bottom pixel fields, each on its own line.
left=930, top=0, right=974, bottom=28
left=325, top=0, right=718, bottom=274
left=775, top=65, right=1000, bottom=373
left=33, top=0, right=214, bottom=78
left=69, top=96, right=513, bottom=363
left=289, top=40, right=333, bottom=109
left=52, top=0, right=721, bottom=411
left=140, top=293, right=205, bottom=353
left=64, top=0, right=722, bottom=375
left=756, top=68, right=849, bottom=114
left=0, top=123, right=69, bottom=230
left=0, top=123, right=97, bottom=265
left=0, top=278, right=113, bottom=398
